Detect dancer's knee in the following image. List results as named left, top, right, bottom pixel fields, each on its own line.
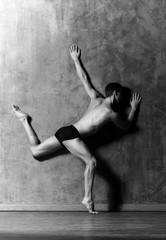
left=84, top=157, right=97, bottom=177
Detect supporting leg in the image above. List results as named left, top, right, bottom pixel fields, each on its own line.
left=63, top=138, right=99, bottom=214
left=12, top=105, right=40, bottom=146
left=81, top=156, right=96, bottom=201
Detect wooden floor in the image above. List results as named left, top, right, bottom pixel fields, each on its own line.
left=0, top=212, right=165, bottom=239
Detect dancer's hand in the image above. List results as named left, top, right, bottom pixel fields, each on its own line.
left=130, top=92, right=142, bottom=110
left=69, top=44, right=81, bottom=61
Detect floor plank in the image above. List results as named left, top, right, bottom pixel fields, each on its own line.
left=0, top=212, right=165, bottom=239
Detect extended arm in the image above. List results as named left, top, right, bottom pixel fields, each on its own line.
left=113, top=92, right=142, bottom=130
left=70, top=44, right=99, bottom=99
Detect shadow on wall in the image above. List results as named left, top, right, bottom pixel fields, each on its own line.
left=85, top=86, right=141, bottom=211
left=34, top=86, right=141, bottom=212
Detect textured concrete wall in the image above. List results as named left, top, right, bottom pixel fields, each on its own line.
left=0, top=0, right=166, bottom=209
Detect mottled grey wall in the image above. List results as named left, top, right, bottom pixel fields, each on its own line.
left=0, top=0, right=166, bottom=209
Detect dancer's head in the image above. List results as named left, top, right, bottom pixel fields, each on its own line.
left=105, top=82, right=123, bottom=103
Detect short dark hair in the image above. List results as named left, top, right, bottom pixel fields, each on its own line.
left=105, top=82, right=122, bottom=97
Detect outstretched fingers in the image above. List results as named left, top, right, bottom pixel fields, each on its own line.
left=130, top=92, right=142, bottom=110
left=69, top=44, right=81, bottom=59
left=132, top=92, right=142, bottom=103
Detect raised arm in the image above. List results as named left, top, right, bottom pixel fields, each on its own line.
left=70, top=44, right=100, bottom=99
left=113, top=92, right=142, bottom=130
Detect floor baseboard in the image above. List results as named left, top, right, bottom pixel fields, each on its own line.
left=0, top=204, right=165, bottom=211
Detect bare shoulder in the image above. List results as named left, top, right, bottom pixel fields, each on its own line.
left=90, top=96, right=105, bottom=105
left=87, top=96, right=105, bottom=111
left=90, top=89, right=105, bottom=101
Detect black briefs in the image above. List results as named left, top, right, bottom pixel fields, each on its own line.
left=55, top=125, right=80, bottom=146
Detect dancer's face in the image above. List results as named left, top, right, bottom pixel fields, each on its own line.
left=112, top=90, right=123, bottom=104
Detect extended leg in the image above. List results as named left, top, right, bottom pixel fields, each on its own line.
left=63, top=138, right=99, bottom=214
left=12, top=105, right=40, bottom=146
left=12, top=105, right=62, bottom=158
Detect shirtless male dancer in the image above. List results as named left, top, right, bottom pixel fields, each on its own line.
left=13, top=44, right=141, bottom=214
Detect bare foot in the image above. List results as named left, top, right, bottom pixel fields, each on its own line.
left=82, top=199, right=99, bottom=215
left=12, top=105, right=28, bottom=121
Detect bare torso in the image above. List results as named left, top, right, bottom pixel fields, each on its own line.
left=73, top=97, right=117, bottom=137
